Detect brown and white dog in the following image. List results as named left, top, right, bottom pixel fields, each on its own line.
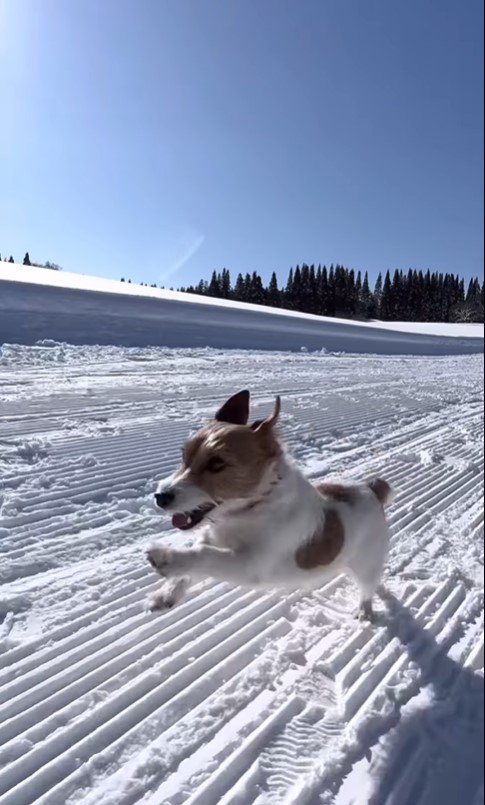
left=147, top=390, right=392, bottom=619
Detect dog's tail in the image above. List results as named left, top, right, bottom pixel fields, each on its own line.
left=367, top=477, right=394, bottom=507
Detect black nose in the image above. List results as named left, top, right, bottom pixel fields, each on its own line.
left=154, top=491, right=175, bottom=509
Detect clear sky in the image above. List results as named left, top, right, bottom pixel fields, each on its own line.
left=1, top=0, right=483, bottom=288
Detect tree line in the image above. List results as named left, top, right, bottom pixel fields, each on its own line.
left=3, top=250, right=482, bottom=322
left=176, top=265, right=483, bottom=323
left=0, top=251, right=61, bottom=270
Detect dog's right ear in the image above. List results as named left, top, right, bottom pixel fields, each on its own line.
left=215, top=390, right=250, bottom=425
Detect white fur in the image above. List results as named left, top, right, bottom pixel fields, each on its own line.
left=149, top=452, right=390, bottom=619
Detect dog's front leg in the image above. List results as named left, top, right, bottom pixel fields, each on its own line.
left=147, top=544, right=256, bottom=586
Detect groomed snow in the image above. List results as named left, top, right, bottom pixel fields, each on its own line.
left=0, top=341, right=483, bottom=805
left=0, top=264, right=483, bottom=353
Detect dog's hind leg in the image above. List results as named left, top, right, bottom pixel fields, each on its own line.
left=349, top=527, right=389, bottom=622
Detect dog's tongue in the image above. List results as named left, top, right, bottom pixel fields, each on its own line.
left=172, top=513, right=189, bottom=530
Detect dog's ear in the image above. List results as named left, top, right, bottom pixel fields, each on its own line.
left=253, top=396, right=281, bottom=434
left=215, top=390, right=250, bottom=425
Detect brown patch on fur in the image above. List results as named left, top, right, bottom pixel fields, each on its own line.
left=367, top=478, right=392, bottom=506
left=295, top=510, right=344, bottom=570
left=177, top=421, right=281, bottom=503
left=316, top=482, right=357, bottom=505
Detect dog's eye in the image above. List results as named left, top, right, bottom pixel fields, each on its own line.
left=206, top=457, right=226, bottom=473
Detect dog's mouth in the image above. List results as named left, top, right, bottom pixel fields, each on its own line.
left=171, top=503, right=216, bottom=531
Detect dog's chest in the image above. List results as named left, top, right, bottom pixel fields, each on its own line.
left=204, top=519, right=263, bottom=552
left=204, top=502, right=316, bottom=558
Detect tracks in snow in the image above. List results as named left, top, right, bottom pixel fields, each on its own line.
left=0, top=345, right=483, bottom=804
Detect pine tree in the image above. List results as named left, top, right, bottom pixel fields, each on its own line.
left=290, top=266, right=302, bottom=311
left=380, top=271, right=393, bottom=320
left=374, top=273, right=383, bottom=316
left=318, top=266, right=330, bottom=316
left=243, top=273, right=252, bottom=303
left=346, top=269, right=357, bottom=317
left=249, top=271, right=265, bottom=305
left=309, top=265, right=317, bottom=314
left=234, top=273, right=245, bottom=301
left=405, top=270, right=418, bottom=321
left=267, top=272, right=280, bottom=307
left=391, top=269, right=404, bottom=320
left=327, top=265, right=336, bottom=315
left=208, top=270, right=221, bottom=297
left=333, top=266, right=347, bottom=315
left=361, top=271, right=375, bottom=318
left=8, top=255, right=14, bottom=263
left=284, top=268, right=294, bottom=309
left=220, top=268, right=231, bottom=299
left=355, top=271, right=363, bottom=316
left=23, top=252, right=31, bottom=266
left=300, top=264, right=313, bottom=313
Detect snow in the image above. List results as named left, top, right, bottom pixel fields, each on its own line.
left=1, top=264, right=483, bottom=353
left=0, top=336, right=483, bottom=804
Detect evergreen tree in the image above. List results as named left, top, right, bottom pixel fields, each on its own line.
left=290, top=266, right=302, bottom=311
left=300, top=264, right=313, bottom=313
left=8, top=255, right=14, bottom=263
left=220, top=268, right=231, bottom=299
left=346, top=269, right=357, bottom=316
left=374, top=273, right=383, bottom=316
left=309, top=265, right=317, bottom=314
left=249, top=271, right=265, bottom=305
left=361, top=271, right=375, bottom=318
left=284, top=268, right=294, bottom=309
left=267, top=272, right=280, bottom=307
left=327, top=265, right=336, bottom=315
left=380, top=271, right=393, bottom=320
left=333, top=266, right=347, bottom=315
left=355, top=271, right=363, bottom=316
left=391, top=269, right=404, bottom=320
left=23, top=252, right=31, bottom=266
left=319, top=266, right=330, bottom=316
left=208, top=270, right=221, bottom=297
left=243, top=273, right=252, bottom=302
left=234, top=273, right=245, bottom=301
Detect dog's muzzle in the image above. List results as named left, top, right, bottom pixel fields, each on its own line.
left=154, top=491, right=175, bottom=509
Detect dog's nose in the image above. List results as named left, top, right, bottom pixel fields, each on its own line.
left=154, top=490, right=175, bottom=509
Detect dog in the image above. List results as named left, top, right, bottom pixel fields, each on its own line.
left=147, top=390, right=392, bottom=620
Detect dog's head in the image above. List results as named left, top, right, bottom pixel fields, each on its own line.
left=154, top=390, right=281, bottom=530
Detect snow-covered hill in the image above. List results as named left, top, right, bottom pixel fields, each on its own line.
left=0, top=264, right=482, bottom=354
left=0, top=342, right=483, bottom=805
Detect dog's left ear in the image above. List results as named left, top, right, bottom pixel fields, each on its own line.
left=252, top=396, right=281, bottom=434
left=215, top=390, right=250, bottom=425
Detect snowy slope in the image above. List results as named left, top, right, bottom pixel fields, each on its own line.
left=0, top=342, right=483, bottom=805
left=0, top=264, right=482, bottom=354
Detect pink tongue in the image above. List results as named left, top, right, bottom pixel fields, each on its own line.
left=172, top=513, right=189, bottom=530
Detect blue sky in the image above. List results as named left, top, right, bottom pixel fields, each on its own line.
left=1, top=0, right=483, bottom=288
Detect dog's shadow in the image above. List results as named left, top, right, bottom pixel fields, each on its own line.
left=364, top=589, right=484, bottom=805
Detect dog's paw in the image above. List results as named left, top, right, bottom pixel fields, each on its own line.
left=147, top=545, right=189, bottom=577
left=356, top=601, right=375, bottom=623
left=147, top=546, right=173, bottom=575
left=146, top=577, right=188, bottom=612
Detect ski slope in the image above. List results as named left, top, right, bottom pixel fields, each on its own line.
left=0, top=341, right=483, bottom=805
left=0, top=264, right=483, bottom=354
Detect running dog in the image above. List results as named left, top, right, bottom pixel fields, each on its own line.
left=148, top=390, right=392, bottom=619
